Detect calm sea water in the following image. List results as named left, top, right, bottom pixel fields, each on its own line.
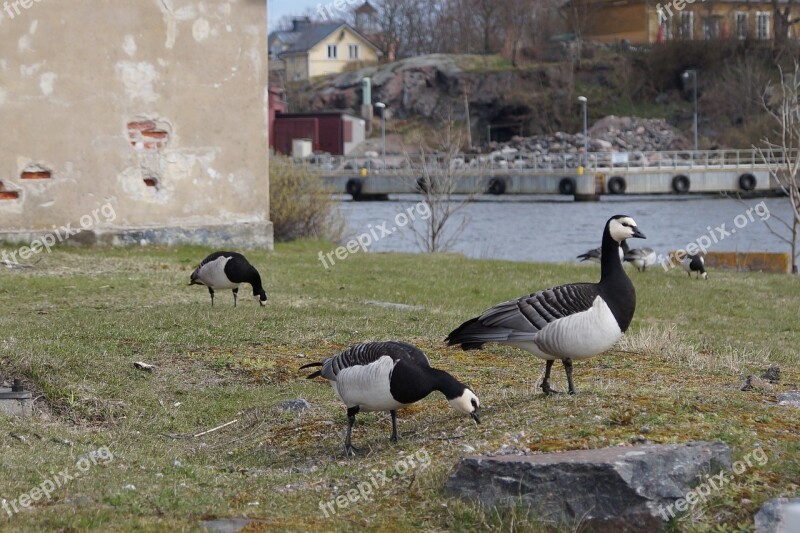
left=338, top=194, right=794, bottom=263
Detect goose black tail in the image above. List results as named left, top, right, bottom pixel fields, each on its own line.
left=299, top=361, right=323, bottom=379
left=445, top=317, right=488, bottom=350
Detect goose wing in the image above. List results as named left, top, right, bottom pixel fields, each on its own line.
left=301, top=341, right=429, bottom=381
left=446, top=283, right=600, bottom=348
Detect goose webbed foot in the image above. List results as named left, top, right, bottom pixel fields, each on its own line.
left=541, top=359, right=562, bottom=395
left=343, top=443, right=365, bottom=457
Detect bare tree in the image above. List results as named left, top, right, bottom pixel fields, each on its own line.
left=406, top=118, right=478, bottom=252
left=771, top=0, right=800, bottom=52
left=756, top=62, right=800, bottom=273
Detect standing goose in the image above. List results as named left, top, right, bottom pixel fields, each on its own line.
left=301, top=341, right=480, bottom=456
left=190, top=251, right=268, bottom=307
left=447, top=215, right=645, bottom=395
left=682, top=253, right=708, bottom=279
left=624, top=246, right=657, bottom=272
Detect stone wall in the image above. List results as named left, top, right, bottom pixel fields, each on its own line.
left=0, top=0, right=272, bottom=248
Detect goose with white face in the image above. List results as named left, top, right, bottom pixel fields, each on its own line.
left=608, top=216, right=646, bottom=243
left=447, top=388, right=481, bottom=424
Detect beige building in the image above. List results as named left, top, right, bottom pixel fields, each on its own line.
left=271, top=21, right=381, bottom=81
left=0, top=0, right=272, bottom=249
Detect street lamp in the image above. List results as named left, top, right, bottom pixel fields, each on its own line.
left=577, top=96, right=588, bottom=169
left=682, top=69, right=698, bottom=152
left=375, top=102, right=386, bottom=168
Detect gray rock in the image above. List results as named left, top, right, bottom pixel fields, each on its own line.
left=762, top=366, right=781, bottom=383
left=777, top=391, right=800, bottom=408
left=277, top=399, right=312, bottom=413
left=201, top=519, right=252, bottom=533
left=364, top=300, right=423, bottom=311
left=444, top=441, right=731, bottom=532
left=755, top=498, right=800, bottom=533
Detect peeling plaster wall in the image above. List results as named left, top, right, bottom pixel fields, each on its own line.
left=0, top=0, right=272, bottom=248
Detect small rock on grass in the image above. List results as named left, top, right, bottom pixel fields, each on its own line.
left=777, top=391, right=800, bottom=408
left=761, top=366, right=780, bottom=383
left=277, top=399, right=312, bottom=413
left=754, top=497, right=800, bottom=532
left=741, top=376, right=774, bottom=392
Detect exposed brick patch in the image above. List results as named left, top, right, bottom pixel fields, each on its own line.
left=0, top=181, right=19, bottom=200
left=127, top=119, right=170, bottom=151
left=20, top=165, right=52, bottom=180
left=143, top=177, right=158, bottom=187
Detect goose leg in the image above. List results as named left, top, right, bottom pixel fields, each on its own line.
left=389, top=410, right=398, bottom=443
left=563, top=358, right=577, bottom=395
left=344, top=406, right=362, bottom=456
left=208, top=287, right=215, bottom=307
left=232, top=288, right=239, bottom=307
left=541, top=359, right=562, bottom=395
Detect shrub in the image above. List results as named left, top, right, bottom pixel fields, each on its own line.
left=269, top=156, right=344, bottom=242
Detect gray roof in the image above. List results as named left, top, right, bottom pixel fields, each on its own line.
left=279, top=23, right=380, bottom=56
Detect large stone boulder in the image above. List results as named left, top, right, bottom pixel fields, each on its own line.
left=444, top=441, right=731, bottom=532
left=754, top=498, right=800, bottom=532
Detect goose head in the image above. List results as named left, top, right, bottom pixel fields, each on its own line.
left=608, top=215, right=646, bottom=243
left=447, top=387, right=481, bottom=424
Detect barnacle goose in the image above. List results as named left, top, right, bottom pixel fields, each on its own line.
left=624, top=246, right=657, bottom=272
left=189, top=251, right=268, bottom=307
left=447, top=215, right=645, bottom=395
left=682, top=253, right=708, bottom=279
left=301, top=341, right=480, bottom=456
left=577, top=240, right=629, bottom=263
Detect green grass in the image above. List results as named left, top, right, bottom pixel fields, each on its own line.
left=0, top=241, right=798, bottom=532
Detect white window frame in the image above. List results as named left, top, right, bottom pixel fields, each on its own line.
left=735, top=12, right=748, bottom=40
left=658, top=11, right=673, bottom=40
left=756, top=12, right=770, bottom=40
left=348, top=44, right=359, bottom=60
left=702, top=17, right=721, bottom=40
left=327, top=44, right=338, bottom=59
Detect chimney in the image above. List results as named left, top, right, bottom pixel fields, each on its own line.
left=292, top=17, right=311, bottom=32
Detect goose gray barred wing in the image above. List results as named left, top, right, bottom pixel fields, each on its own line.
left=447, top=283, right=600, bottom=345
left=317, top=341, right=429, bottom=380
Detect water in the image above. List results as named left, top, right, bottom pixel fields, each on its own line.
left=339, top=194, right=794, bottom=264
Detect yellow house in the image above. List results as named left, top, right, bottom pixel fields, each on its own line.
left=274, top=22, right=381, bottom=81
left=565, top=0, right=799, bottom=44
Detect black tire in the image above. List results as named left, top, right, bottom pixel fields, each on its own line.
left=607, top=176, right=627, bottom=195
left=558, top=177, right=576, bottom=195
left=487, top=177, right=506, bottom=195
left=739, top=173, right=756, bottom=191
left=345, top=178, right=362, bottom=197
left=672, top=175, right=690, bottom=194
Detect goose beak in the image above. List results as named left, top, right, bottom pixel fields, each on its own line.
left=470, top=408, right=481, bottom=425
left=632, top=227, right=646, bottom=239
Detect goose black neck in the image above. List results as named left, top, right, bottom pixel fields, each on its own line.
left=390, top=366, right=463, bottom=404
left=430, top=368, right=467, bottom=400
left=600, top=230, right=626, bottom=284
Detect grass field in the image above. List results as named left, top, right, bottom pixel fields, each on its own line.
left=0, top=240, right=798, bottom=532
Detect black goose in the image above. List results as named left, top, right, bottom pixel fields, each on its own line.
left=301, top=341, right=480, bottom=456
left=578, top=240, right=629, bottom=263
left=447, top=215, right=645, bottom=395
left=681, top=253, right=708, bottom=279
left=189, top=251, right=267, bottom=307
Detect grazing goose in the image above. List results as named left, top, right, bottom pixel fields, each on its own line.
left=190, top=251, right=268, bottom=307
left=578, top=240, right=629, bottom=263
left=447, top=215, right=645, bottom=395
left=624, top=246, right=657, bottom=272
left=301, top=341, right=480, bottom=456
left=682, top=253, right=708, bottom=279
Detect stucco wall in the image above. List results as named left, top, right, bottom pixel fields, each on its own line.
left=0, top=0, right=272, bottom=248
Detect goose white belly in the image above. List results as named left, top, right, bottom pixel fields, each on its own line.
left=196, top=257, right=240, bottom=289
left=506, top=296, right=622, bottom=360
left=331, top=356, right=408, bottom=412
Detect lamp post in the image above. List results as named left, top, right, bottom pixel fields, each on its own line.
left=577, top=96, right=588, bottom=169
left=682, top=69, right=698, bottom=152
left=375, top=102, right=386, bottom=168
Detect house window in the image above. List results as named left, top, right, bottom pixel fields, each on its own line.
left=702, top=16, right=720, bottom=40
left=678, top=12, right=693, bottom=40
left=348, top=44, right=359, bottom=60
left=735, top=13, right=748, bottom=40
left=327, top=44, right=338, bottom=59
left=756, top=12, right=770, bottom=40
left=658, top=11, right=672, bottom=40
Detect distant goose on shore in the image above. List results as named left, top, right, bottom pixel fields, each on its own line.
left=301, top=341, right=480, bottom=456
left=578, top=240, right=629, bottom=263
left=447, top=215, right=645, bottom=395
left=624, top=246, right=657, bottom=272
left=682, top=253, right=708, bottom=279
left=190, top=251, right=268, bottom=307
